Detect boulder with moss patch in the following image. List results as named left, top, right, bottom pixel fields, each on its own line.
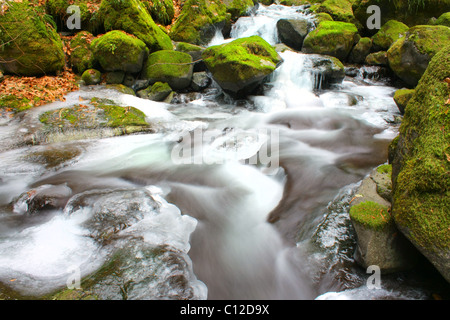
left=202, top=35, right=282, bottom=98
left=0, top=1, right=65, bottom=76
left=169, top=0, right=230, bottom=45
left=142, top=50, right=194, bottom=90
left=81, top=69, right=102, bottom=85
left=390, top=45, right=450, bottom=283
left=371, top=20, right=409, bottom=52
left=222, top=0, right=254, bottom=21
left=302, top=21, right=359, bottom=61
left=137, top=82, right=173, bottom=101
left=349, top=37, right=372, bottom=64
left=349, top=165, right=419, bottom=273
left=91, top=30, right=149, bottom=73
left=276, top=18, right=312, bottom=51
left=387, top=25, right=450, bottom=87
left=316, top=0, right=361, bottom=29
left=99, top=0, right=172, bottom=52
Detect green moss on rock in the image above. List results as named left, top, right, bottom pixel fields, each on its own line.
left=393, top=88, right=415, bottom=114
left=349, top=201, right=392, bottom=231
left=81, top=68, right=102, bottom=85
left=302, top=20, right=359, bottom=61
left=0, top=1, right=65, bottom=76
left=142, top=0, right=175, bottom=26
left=142, top=50, right=194, bottom=90
left=435, top=12, right=450, bottom=27
left=91, top=30, right=149, bottom=73
left=371, top=20, right=409, bottom=51
left=316, top=0, right=361, bottom=28
left=169, top=0, right=230, bottom=45
left=390, top=44, right=450, bottom=282
left=387, top=25, right=450, bottom=87
left=70, top=31, right=96, bottom=74
left=202, top=35, right=282, bottom=97
left=99, top=0, right=172, bottom=52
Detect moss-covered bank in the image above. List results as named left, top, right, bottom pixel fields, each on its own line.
left=390, top=44, right=450, bottom=283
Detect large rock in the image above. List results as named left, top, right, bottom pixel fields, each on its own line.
left=302, top=21, right=359, bottom=61
left=142, top=50, right=194, bottom=90
left=99, top=0, right=173, bottom=52
left=390, top=45, right=450, bottom=283
left=202, top=35, right=282, bottom=98
left=348, top=37, right=372, bottom=64
left=91, top=30, right=149, bottom=73
left=349, top=166, right=419, bottom=273
left=169, top=0, right=230, bottom=45
left=371, top=20, right=409, bottom=52
left=276, top=18, right=312, bottom=51
left=387, top=25, right=450, bottom=87
left=0, top=2, right=65, bottom=76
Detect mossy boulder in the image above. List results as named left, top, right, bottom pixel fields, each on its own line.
left=435, top=12, right=450, bottom=27
left=202, top=35, right=282, bottom=97
left=371, top=20, right=409, bottom=51
left=0, top=1, right=65, bottom=76
left=316, top=0, right=361, bottom=29
left=390, top=45, right=450, bottom=283
left=137, top=81, right=173, bottom=101
left=302, top=21, right=359, bottom=61
left=175, top=42, right=206, bottom=71
left=349, top=37, right=372, bottom=64
left=81, top=69, right=102, bottom=85
left=169, top=0, right=230, bottom=45
left=70, top=31, right=96, bottom=74
left=99, top=0, right=173, bottom=52
left=349, top=167, right=419, bottom=273
left=142, top=50, right=194, bottom=90
left=387, top=25, right=450, bottom=87
left=142, top=0, right=175, bottom=26
left=222, top=0, right=254, bottom=20
left=276, top=18, right=312, bottom=51
left=393, top=88, right=415, bottom=114
left=91, top=30, right=149, bottom=73
left=365, top=51, right=388, bottom=66
left=38, top=99, right=150, bottom=139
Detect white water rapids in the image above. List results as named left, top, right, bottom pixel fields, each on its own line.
left=0, top=4, right=443, bottom=300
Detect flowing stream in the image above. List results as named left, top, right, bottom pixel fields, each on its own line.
left=0, top=4, right=445, bottom=300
